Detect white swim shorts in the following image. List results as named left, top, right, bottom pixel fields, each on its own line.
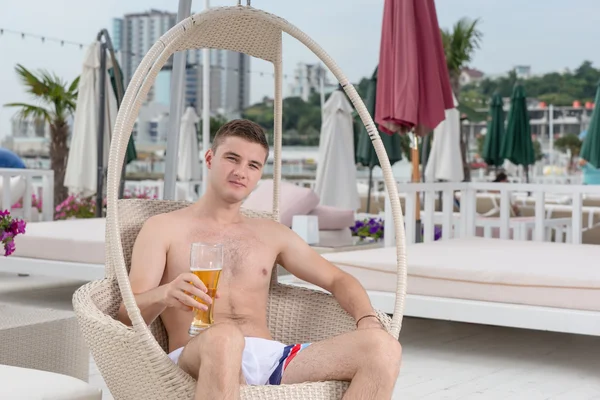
left=168, top=336, right=311, bottom=386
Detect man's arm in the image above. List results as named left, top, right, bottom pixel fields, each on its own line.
left=276, top=224, right=382, bottom=329
left=117, top=215, right=170, bottom=326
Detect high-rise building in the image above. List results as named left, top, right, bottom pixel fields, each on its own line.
left=112, top=9, right=250, bottom=113
left=289, top=62, right=335, bottom=101
left=112, top=10, right=176, bottom=86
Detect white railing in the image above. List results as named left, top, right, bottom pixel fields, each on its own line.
left=124, top=180, right=202, bottom=201
left=384, top=182, right=600, bottom=247
left=0, top=168, right=54, bottom=222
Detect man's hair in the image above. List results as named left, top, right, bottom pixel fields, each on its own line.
left=211, top=119, right=269, bottom=159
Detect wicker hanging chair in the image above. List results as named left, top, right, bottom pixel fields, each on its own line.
left=72, top=3, right=408, bottom=399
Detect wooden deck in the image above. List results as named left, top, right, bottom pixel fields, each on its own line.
left=87, top=316, right=600, bottom=400
left=2, top=273, right=599, bottom=399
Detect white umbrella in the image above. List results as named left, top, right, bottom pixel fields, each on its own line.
left=64, top=42, right=116, bottom=197
left=425, top=94, right=464, bottom=182
left=314, top=90, right=360, bottom=210
left=177, top=106, right=202, bottom=182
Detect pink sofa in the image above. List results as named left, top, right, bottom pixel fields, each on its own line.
left=242, top=180, right=355, bottom=231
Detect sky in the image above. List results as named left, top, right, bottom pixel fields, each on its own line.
left=1, top=0, right=600, bottom=139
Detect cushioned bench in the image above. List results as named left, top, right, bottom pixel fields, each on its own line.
left=280, top=237, right=600, bottom=336
left=0, top=364, right=101, bottom=400
left=1, top=218, right=106, bottom=281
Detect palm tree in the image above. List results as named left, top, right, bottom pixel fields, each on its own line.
left=441, top=18, right=483, bottom=181
left=5, top=64, right=79, bottom=207
left=554, top=134, right=582, bottom=173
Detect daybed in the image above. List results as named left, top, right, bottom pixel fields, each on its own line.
left=1, top=218, right=106, bottom=281
left=281, top=237, right=600, bottom=336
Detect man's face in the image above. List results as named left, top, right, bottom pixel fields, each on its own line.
left=205, top=136, right=267, bottom=204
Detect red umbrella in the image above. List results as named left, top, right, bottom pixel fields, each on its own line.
left=375, top=0, right=454, bottom=137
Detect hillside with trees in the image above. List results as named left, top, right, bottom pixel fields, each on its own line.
left=461, top=61, right=600, bottom=108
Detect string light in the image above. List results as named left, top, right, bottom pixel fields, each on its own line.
left=0, top=27, right=311, bottom=81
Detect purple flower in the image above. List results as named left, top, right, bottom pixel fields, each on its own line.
left=10, top=219, right=26, bottom=235
left=1, top=231, right=13, bottom=242
left=0, top=210, right=9, bottom=217
left=4, top=240, right=15, bottom=256
left=369, top=226, right=379, bottom=235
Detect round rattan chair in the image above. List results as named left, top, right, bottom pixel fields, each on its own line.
left=72, top=3, right=408, bottom=399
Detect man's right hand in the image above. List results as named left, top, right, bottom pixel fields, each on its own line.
left=162, top=273, right=213, bottom=312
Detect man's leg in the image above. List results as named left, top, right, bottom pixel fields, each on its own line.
left=177, top=322, right=245, bottom=400
left=281, top=328, right=402, bottom=400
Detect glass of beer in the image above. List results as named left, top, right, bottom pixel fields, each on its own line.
left=188, top=242, right=223, bottom=336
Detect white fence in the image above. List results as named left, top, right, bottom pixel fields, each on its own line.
left=383, top=182, right=600, bottom=247
left=0, top=168, right=54, bottom=222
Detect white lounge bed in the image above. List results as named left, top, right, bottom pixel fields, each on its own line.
left=0, top=218, right=106, bottom=281
left=280, top=237, right=600, bottom=336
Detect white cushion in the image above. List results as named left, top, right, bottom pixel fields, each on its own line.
left=309, top=237, right=600, bottom=312
left=0, top=364, right=102, bottom=399
left=0, top=176, right=27, bottom=206
left=243, top=179, right=319, bottom=226
left=12, top=218, right=105, bottom=264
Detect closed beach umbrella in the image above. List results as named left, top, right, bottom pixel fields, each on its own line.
left=315, top=89, right=360, bottom=211
left=375, top=0, right=454, bottom=137
left=64, top=42, right=116, bottom=197
left=482, top=92, right=505, bottom=169
left=501, top=84, right=535, bottom=181
left=109, top=64, right=137, bottom=164
left=356, top=67, right=403, bottom=212
left=424, top=93, right=464, bottom=182
left=580, top=82, right=600, bottom=168
left=374, top=0, right=453, bottom=240
left=177, top=107, right=202, bottom=182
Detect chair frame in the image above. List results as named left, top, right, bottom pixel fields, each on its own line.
left=73, top=4, right=408, bottom=399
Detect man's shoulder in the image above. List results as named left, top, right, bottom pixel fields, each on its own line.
left=139, top=209, right=185, bottom=239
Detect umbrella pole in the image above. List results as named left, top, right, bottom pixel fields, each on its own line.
left=411, top=133, right=422, bottom=242
left=163, top=0, right=192, bottom=200
left=96, top=41, right=108, bottom=218
left=366, top=166, right=373, bottom=214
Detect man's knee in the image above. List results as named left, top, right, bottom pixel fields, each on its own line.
left=199, top=323, right=245, bottom=358
left=359, top=330, right=402, bottom=372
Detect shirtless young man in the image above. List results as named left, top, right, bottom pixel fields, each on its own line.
left=117, top=119, right=402, bottom=400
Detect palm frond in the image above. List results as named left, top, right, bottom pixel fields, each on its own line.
left=441, top=17, right=483, bottom=75
left=4, top=102, right=51, bottom=122
left=10, top=63, right=79, bottom=123
left=14, top=64, right=51, bottom=98
left=68, top=76, right=80, bottom=94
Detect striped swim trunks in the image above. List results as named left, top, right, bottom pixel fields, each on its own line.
left=267, top=343, right=311, bottom=385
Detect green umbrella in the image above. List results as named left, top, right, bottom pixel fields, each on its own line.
left=355, top=67, right=404, bottom=212
left=482, top=93, right=505, bottom=169
left=580, top=82, right=600, bottom=168
left=109, top=64, right=137, bottom=164
left=501, top=84, right=535, bottom=181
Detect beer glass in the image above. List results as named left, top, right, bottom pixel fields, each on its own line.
left=188, top=242, right=223, bottom=336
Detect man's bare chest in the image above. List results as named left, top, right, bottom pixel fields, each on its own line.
left=163, top=228, right=276, bottom=285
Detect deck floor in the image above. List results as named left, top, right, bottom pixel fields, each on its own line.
left=87, top=315, right=600, bottom=399
left=2, top=273, right=599, bottom=399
